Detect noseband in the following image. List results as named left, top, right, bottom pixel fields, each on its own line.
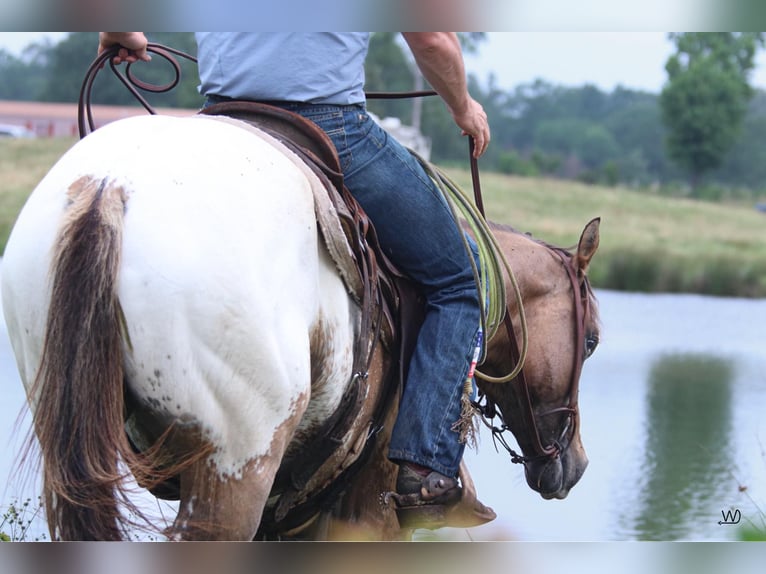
left=475, top=245, right=592, bottom=466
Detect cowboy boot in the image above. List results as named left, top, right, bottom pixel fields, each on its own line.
left=385, top=461, right=496, bottom=530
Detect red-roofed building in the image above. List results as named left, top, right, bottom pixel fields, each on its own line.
left=0, top=101, right=198, bottom=138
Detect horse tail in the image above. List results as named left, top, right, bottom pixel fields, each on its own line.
left=30, top=176, right=151, bottom=540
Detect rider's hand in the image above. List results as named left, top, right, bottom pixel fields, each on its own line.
left=450, top=97, right=490, bottom=159
left=98, top=32, right=151, bottom=65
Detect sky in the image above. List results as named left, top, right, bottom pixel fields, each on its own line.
left=2, top=32, right=766, bottom=95
left=462, top=32, right=677, bottom=93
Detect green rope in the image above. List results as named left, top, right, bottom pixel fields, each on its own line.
left=408, top=151, right=528, bottom=383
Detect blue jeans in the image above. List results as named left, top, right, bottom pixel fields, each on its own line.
left=208, top=98, right=481, bottom=477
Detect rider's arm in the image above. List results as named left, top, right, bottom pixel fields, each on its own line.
left=402, top=33, right=490, bottom=158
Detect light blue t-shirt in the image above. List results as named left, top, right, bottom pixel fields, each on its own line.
left=196, top=33, right=370, bottom=105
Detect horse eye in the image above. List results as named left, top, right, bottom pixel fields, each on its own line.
left=584, top=334, right=599, bottom=358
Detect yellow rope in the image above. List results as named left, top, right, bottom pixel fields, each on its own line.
left=409, top=152, right=528, bottom=383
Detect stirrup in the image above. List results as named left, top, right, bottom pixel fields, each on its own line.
left=381, top=461, right=496, bottom=530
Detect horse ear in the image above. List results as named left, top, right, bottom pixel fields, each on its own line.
left=575, top=217, right=600, bottom=277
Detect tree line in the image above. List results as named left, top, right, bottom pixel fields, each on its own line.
left=2, top=32, right=765, bottom=199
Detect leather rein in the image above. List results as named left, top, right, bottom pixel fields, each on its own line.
left=79, top=42, right=590, bottom=468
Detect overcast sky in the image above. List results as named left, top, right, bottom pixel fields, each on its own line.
left=2, top=32, right=766, bottom=95
left=463, top=32, right=676, bottom=93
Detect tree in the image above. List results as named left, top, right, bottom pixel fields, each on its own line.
left=364, top=33, right=415, bottom=122
left=40, top=33, right=100, bottom=103
left=0, top=49, right=48, bottom=101
left=605, top=94, right=668, bottom=182
left=715, top=91, right=766, bottom=190
left=37, top=33, right=200, bottom=107
left=660, top=33, right=764, bottom=190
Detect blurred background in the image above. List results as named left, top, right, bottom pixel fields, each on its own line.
left=1, top=30, right=764, bottom=554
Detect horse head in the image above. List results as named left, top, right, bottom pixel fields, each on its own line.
left=476, top=218, right=600, bottom=500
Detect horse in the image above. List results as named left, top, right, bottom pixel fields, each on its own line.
left=1, top=112, right=601, bottom=541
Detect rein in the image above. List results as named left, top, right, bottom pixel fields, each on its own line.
left=78, top=43, right=198, bottom=138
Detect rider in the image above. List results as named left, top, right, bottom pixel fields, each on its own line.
left=98, top=32, right=495, bottom=530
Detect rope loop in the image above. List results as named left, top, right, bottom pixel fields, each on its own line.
left=78, top=43, right=197, bottom=139
left=407, top=150, right=529, bottom=383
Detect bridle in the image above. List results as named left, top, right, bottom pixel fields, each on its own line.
left=474, top=244, right=593, bottom=466
left=80, top=42, right=593, bottom=468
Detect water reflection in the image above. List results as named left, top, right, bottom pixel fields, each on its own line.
left=631, top=352, right=735, bottom=540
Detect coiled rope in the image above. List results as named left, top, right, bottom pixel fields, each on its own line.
left=408, top=150, right=528, bottom=383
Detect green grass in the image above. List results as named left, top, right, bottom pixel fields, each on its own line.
left=0, top=137, right=76, bottom=254
left=2, top=137, right=765, bottom=296
left=445, top=169, right=766, bottom=297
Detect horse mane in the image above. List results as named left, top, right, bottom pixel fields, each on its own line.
left=487, top=219, right=572, bottom=252
left=487, top=220, right=600, bottom=327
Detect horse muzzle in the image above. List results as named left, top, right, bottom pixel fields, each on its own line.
left=524, top=448, right=588, bottom=500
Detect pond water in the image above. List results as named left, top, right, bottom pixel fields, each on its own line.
left=461, top=289, right=766, bottom=541
left=1, top=262, right=764, bottom=541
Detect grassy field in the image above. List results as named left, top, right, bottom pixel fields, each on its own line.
left=2, top=137, right=765, bottom=297
left=0, top=137, right=76, bottom=255
left=445, top=168, right=766, bottom=297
